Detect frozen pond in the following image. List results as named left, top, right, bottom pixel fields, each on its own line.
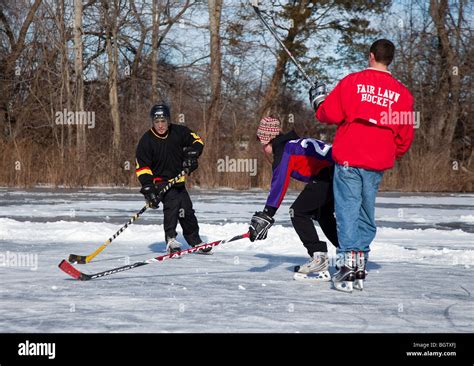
left=1, top=188, right=473, bottom=232
left=0, top=188, right=473, bottom=333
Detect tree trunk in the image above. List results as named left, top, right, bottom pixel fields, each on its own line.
left=103, top=0, right=121, bottom=162
left=58, top=0, right=72, bottom=153
left=151, top=0, right=161, bottom=102
left=258, top=49, right=289, bottom=118
left=205, top=0, right=223, bottom=187
left=129, top=0, right=148, bottom=112
left=74, top=0, right=86, bottom=155
left=428, top=0, right=461, bottom=155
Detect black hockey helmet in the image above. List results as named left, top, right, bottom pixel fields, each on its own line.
left=149, top=103, right=171, bottom=122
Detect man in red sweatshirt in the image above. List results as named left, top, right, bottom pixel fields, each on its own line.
left=309, top=39, right=415, bottom=292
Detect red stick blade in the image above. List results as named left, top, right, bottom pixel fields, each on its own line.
left=58, top=259, right=83, bottom=280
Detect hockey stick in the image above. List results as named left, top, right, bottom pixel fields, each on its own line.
left=68, top=170, right=187, bottom=264
left=59, top=232, right=250, bottom=281
left=250, top=0, right=314, bottom=86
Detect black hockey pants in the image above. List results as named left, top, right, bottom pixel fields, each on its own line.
left=161, top=186, right=202, bottom=246
left=290, top=171, right=339, bottom=257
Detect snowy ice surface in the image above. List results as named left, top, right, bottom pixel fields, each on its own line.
left=0, top=188, right=473, bottom=333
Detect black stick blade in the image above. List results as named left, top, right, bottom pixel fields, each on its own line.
left=68, top=254, right=87, bottom=264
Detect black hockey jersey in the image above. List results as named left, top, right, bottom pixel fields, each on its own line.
left=135, top=124, right=204, bottom=187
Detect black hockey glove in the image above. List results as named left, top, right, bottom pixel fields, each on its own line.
left=249, top=211, right=275, bottom=242
left=140, top=185, right=161, bottom=209
left=309, top=82, right=327, bottom=111
left=183, top=147, right=199, bottom=174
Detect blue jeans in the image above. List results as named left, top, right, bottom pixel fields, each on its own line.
left=333, top=164, right=384, bottom=253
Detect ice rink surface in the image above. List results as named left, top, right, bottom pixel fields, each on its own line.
left=0, top=188, right=472, bottom=333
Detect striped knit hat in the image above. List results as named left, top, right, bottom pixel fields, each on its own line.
left=256, top=117, right=280, bottom=145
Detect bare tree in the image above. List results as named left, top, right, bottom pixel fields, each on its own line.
left=204, top=0, right=223, bottom=187
left=150, top=0, right=192, bottom=102
left=0, top=0, right=43, bottom=138
left=255, top=0, right=390, bottom=119
left=428, top=0, right=462, bottom=155
left=0, top=0, right=470, bottom=190
left=102, top=0, right=121, bottom=160
left=257, top=0, right=312, bottom=118
left=151, top=0, right=162, bottom=102
left=74, top=0, right=86, bottom=154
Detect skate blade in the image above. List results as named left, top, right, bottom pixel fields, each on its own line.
left=354, top=279, right=364, bottom=291
left=293, top=271, right=331, bottom=282
left=333, top=280, right=353, bottom=293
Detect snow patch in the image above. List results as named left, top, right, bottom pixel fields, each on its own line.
left=460, top=215, right=474, bottom=222
left=0, top=218, right=472, bottom=267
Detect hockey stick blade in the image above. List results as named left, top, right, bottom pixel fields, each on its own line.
left=58, top=259, right=91, bottom=281
left=59, top=233, right=250, bottom=281
left=68, top=254, right=87, bottom=264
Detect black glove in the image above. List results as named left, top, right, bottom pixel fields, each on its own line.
left=309, top=82, right=327, bottom=111
left=183, top=147, right=199, bottom=174
left=140, top=185, right=161, bottom=209
left=249, top=211, right=275, bottom=242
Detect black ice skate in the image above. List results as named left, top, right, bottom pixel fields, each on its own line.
left=354, top=251, right=367, bottom=290
left=332, top=251, right=356, bottom=292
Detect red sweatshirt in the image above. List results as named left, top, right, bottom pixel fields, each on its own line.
left=316, top=68, right=415, bottom=171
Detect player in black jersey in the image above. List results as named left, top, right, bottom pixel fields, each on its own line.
left=136, top=103, right=210, bottom=254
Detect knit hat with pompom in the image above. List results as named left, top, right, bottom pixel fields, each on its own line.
left=256, top=117, right=280, bottom=145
